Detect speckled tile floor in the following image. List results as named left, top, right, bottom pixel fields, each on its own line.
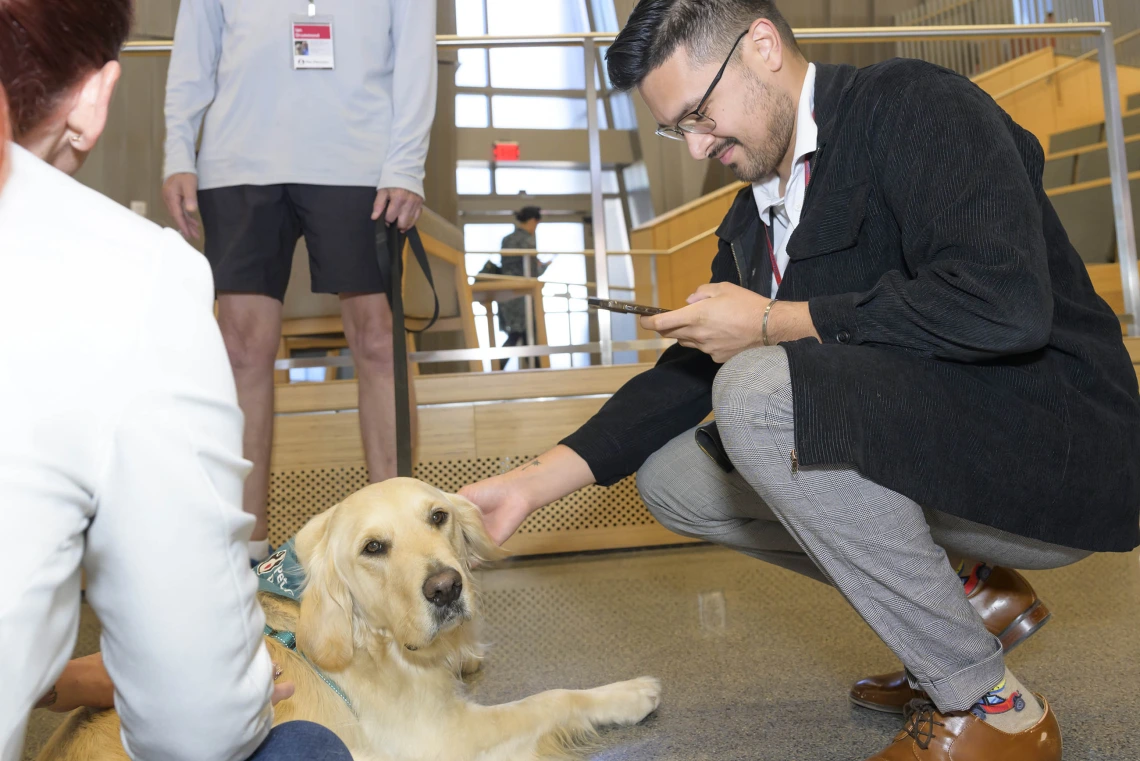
left=22, top=545, right=1140, bottom=760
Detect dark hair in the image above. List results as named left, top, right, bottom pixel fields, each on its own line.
left=606, top=0, right=799, bottom=92
left=516, top=206, right=542, bottom=223
left=0, top=0, right=134, bottom=138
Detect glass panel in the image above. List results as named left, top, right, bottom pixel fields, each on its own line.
left=537, top=222, right=586, bottom=256
left=491, top=95, right=589, bottom=129
left=464, top=223, right=516, bottom=274
left=486, top=0, right=588, bottom=34
left=493, top=167, right=586, bottom=195
left=604, top=198, right=631, bottom=253
left=493, top=167, right=619, bottom=196
left=622, top=162, right=656, bottom=228
left=455, top=0, right=486, bottom=35
left=609, top=92, right=638, bottom=131
left=455, top=49, right=488, bottom=87
left=611, top=310, right=639, bottom=365
left=569, top=312, right=592, bottom=366
left=546, top=313, right=572, bottom=368
left=456, top=164, right=492, bottom=194
left=489, top=47, right=586, bottom=90
left=455, top=94, right=489, bottom=128
left=590, top=0, right=620, bottom=33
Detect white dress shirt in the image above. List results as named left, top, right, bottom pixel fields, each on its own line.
left=752, top=63, right=818, bottom=298
left=164, top=0, right=437, bottom=195
left=0, top=145, right=274, bottom=761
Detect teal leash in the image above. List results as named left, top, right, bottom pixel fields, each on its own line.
left=264, top=625, right=354, bottom=713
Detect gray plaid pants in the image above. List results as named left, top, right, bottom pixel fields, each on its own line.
left=636, top=346, right=1088, bottom=712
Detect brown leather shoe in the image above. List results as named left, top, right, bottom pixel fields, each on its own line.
left=850, top=566, right=1051, bottom=714
left=865, top=696, right=1061, bottom=760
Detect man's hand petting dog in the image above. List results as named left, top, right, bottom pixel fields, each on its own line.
left=640, top=283, right=820, bottom=363
left=459, top=478, right=532, bottom=547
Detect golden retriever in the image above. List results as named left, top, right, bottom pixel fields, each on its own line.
left=35, top=478, right=661, bottom=760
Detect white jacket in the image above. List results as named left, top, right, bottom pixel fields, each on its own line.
left=0, top=144, right=273, bottom=761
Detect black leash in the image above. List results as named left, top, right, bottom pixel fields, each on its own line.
left=377, top=221, right=440, bottom=477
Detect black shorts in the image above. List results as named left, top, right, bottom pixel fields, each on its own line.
left=198, top=184, right=385, bottom=301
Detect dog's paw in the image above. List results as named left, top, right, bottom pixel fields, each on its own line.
left=588, top=677, right=661, bottom=727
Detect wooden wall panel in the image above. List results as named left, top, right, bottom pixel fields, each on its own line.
left=631, top=182, right=744, bottom=250
left=473, top=397, right=609, bottom=458
left=272, top=405, right=479, bottom=470
left=973, top=50, right=1140, bottom=147
left=666, top=232, right=720, bottom=310
left=418, top=406, right=478, bottom=461
left=272, top=413, right=364, bottom=471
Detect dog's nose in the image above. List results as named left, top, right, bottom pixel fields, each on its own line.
left=422, top=568, right=463, bottom=607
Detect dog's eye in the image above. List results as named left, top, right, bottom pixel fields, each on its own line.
left=430, top=509, right=449, bottom=527
left=362, top=540, right=388, bottom=556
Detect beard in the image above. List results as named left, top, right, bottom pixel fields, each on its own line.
left=718, top=68, right=797, bottom=183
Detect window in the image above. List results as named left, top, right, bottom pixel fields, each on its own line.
left=490, top=95, right=608, bottom=130
left=456, top=163, right=492, bottom=194
left=456, top=49, right=488, bottom=87
left=455, top=0, right=486, bottom=36
left=464, top=224, right=517, bottom=275
left=455, top=94, right=489, bottom=128
left=494, top=167, right=619, bottom=195
left=484, top=0, right=589, bottom=35
left=608, top=92, right=638, bottom=131
left=490, top=48, right=586, bottom=90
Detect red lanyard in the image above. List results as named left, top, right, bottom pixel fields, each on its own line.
left=764, top=157, right=812, bottom=288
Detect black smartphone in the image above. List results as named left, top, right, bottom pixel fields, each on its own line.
left=586, top=297, right=669, bottom=316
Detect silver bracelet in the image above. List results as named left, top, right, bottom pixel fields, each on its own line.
left=762, top=299, right=779, bottom=346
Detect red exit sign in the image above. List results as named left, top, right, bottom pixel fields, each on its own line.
left=492, top=142, right=520, bottom=161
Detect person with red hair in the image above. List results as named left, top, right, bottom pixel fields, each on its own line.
left=0, top=3, right=350, bottom=759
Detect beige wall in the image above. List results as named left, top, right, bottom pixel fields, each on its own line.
left=133, top=0, right=179, bottom=38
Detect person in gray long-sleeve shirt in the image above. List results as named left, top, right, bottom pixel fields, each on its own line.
left=161, top=0, right=438, bottom=562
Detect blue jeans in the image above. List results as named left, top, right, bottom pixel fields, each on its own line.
left=247, top=721, right=352, bottom=761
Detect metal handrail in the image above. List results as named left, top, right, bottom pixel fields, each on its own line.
left=121, top=23, right=1113, bottom=55
left=992, top=26, right=1140, bottom=101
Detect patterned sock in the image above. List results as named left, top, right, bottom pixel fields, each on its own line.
left=248, top=539, right=271, bottom=563
left=957, top=560, right=991, bottom=596
left=970, top=669, right=1043, bottom=733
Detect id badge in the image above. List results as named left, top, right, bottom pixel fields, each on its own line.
left=292, top=15, right=335, bottom=70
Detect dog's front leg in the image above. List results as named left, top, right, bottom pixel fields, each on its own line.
left=465, top=677, right=660, bottom=760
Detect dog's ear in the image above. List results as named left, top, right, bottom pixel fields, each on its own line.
left=447, top=493, right=509, bottom=569
left=295, top=505, right=355, bottom=672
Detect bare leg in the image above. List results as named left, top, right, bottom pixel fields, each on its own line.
left=340, top=293, right=417, bottom=482
left=216, top=294, right=283, bottom=542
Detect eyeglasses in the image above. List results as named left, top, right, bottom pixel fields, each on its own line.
left=655, top=29, right=750, bottom=141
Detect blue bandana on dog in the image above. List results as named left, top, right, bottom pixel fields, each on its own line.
left=254, top=540, right=305, bottom=599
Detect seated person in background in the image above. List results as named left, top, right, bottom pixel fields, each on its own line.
left=0, top=2, right=348, bottom=759
left=481, top=206, right=550, bottom=370
left=461, top=2, right=1140, bottom=760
